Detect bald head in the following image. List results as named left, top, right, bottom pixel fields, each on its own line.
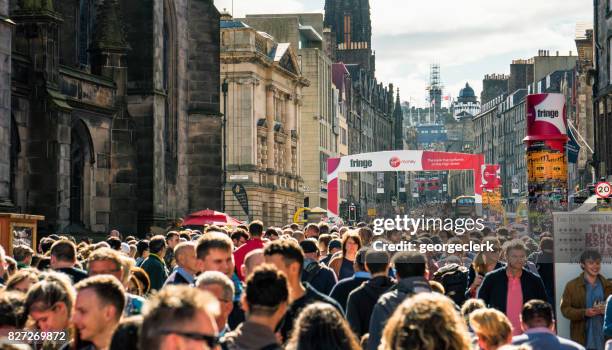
left=241, top=249, right=264, bottom=279
left=174, top=242, right=198, bottom=275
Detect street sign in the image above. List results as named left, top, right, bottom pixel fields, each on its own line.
left=229, top=174, right=249, bottom=181
left=596, top=182, right=612, bottom=198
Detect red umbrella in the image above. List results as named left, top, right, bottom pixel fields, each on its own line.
left=182, top=209, right=243, bottom=227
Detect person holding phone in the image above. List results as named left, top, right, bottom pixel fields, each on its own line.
left=466, top=237, right=504, bottom=299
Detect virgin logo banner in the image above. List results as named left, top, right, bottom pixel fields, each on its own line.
left=326, top=150, right=485, bottom=216
left=481, top=164, right=501, bottom=190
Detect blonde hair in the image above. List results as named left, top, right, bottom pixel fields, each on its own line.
left=469, top=308, right=512, bottom=349
left=381, top=293, right=471, bottom=350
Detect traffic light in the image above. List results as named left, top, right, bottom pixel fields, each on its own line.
left=348, top=204, right=357, bottom=221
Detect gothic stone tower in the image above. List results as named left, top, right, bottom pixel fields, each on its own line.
left=324, top=0, right=375, bottom=76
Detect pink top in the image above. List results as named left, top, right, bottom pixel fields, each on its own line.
left=506, top=270, right=524, bottom=336
left=233, top=238, right=264, bottom=281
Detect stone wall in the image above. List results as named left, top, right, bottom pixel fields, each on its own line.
left=5, top=0, right=222, bottom=235
left=0, top=0, right=12, bottom=208
left=224, top=186, right=302, bottom=227
left=186, top=0, right=221, bottom=212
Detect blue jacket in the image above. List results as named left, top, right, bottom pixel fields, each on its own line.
left=512, top=329, right=585, bottom=350
left=329, top=272, right=370, bottom=312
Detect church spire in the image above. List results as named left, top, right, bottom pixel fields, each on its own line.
left=324, top=0, right=374, bottom=75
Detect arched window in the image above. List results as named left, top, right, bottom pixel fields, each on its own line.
left=78, top=0, right=94, bottom=67
left=70, top=121, right=95, bottom=225
left=163, top=0, right=178, bottom=183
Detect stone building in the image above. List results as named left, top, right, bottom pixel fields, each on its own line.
left=573, top=23, right=595, bottom=186
left=593, top=1, right=612, bottom=179
left=220, top=16, right=307, bottom=226
left=241, top=13, right=336, bottom=210
left=332, top=63, right=351, bottom=206
left=5, top=0, right=221, bottom=234
left=481, top=74, right=509, bottom=105
left=324, top=0, right=396, bottom=218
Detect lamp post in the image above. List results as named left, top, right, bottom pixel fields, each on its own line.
left=222, top=79, right=229, bottom=212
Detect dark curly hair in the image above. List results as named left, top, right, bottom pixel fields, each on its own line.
left=285, top=302, right=360, bottom=350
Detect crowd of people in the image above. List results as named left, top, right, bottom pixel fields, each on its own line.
left=0, top=219, right=609, bottom=350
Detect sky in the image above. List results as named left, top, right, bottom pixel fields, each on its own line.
left=214, top=0, right=592, bottom=107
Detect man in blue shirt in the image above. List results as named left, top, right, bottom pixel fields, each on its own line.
left=513, top=299, right=585, bottom=350
left=164, top=242, right=198, bottom=285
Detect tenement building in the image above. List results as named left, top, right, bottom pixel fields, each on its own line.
left=5, top=0, right=222, bottom=234
left=594, top=2, right=612, bottom=178
left=220, top=15, right=308, bottom=226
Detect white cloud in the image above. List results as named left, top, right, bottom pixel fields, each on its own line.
left=213, top=0, right=592, bottom=105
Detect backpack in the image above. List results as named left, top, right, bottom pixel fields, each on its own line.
left=433, top=263, right=468, bottom=306
left=302, top=261, right=322, bottom=284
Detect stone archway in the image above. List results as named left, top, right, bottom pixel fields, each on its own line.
left=70, top=120, right=95, bottom=227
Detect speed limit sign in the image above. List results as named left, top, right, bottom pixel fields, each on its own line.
left=596, top=182, right=612, bottom=198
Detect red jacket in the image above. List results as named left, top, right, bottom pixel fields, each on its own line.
left=233, top=238, right=264, bottom=281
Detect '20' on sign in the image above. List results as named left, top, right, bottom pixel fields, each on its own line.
left=596, top=182, right=612, bottom=198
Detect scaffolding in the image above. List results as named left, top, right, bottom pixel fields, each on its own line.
left=426, top=64, right=443, bottom=124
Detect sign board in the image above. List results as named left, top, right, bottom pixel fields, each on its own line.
left=398, top=173, right=406, bottom=192
left=0, top=213, right=44, bottom=255
left=376, top=173, right=385, bottom=194
left=512, top=175, right=520, bottom=194
left=566, top=127, right=580, bottom=164
left=553, top=212, right=612, bottom=340
left=231, top=184, right=249, bottom=216
left=482, top=164, right=501, bottom=190
left=524, top=93, right=568, bottom=144
left=327, top=150, right=485, bottom=217
left=596, top=182, right=612, bottom=198
left=229, top=174, right=250, bottom=181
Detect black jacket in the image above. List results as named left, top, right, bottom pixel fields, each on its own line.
left=329, top=275, right=370, bottom=312
left=278, top=282, right=343, bottom=343
left=534, top=251, right=555, bottom=304
left=346, top=275, right=394, bottom=337
left=368, top=277, right=432, bottom=350
left=301, top=261, right=337, bottom=295
left=477, top=267, right=548, bottom=313
left=55, top=267, right=88, bottom=284
left=465, top=261, right=505, bottom=299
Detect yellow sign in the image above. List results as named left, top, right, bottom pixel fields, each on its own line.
left=527, top=151, right=566, bottom=182
left=293, top=207, right=310, bottom=224
left=367, top=208, right=377, bottom=217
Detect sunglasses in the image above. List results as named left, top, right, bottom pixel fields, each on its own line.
left=160, top=330, right=218, bottom=348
